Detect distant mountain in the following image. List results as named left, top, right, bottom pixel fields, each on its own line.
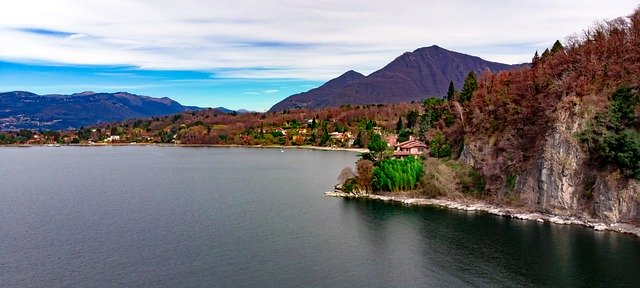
left=269, top=45, right=527, bottom=112
left=213, top=107, right=254, bottom=114
left=0, top=91, right=199, bottom=130
left=269, top=70, right=365, bottom=112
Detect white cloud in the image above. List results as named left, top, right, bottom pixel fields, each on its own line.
left=0, top=0, right=638, bottom=80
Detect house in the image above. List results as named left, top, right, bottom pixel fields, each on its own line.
left=105, top=135, right=120, bottom=142
left=330, top=131, right=353, bottom=141
left=393, top=138, right=428, bottom=158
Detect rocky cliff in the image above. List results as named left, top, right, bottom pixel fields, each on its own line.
left=460, top=92, right=640, bottom=224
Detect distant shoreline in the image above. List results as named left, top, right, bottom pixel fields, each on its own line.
left=324, top=191, right=640, bottom=238
left=0, top=143, right=368, bottom=153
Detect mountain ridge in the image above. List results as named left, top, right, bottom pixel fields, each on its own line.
left=0, top=91, right=200, bottom=130
left=269, top=45, right=527, bottom=112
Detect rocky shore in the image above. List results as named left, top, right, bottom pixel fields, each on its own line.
left=324, top=191, right=640, bottom=238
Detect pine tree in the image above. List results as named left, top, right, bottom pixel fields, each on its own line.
left=551, top=40, right=564, bottom=53
left=541, top=48, right=550, bottom=59
left=459, top=71, right=478, bottom=104
left=446, top=81, right=455, bottom=101
left=532, top=51, right=540, bottom=66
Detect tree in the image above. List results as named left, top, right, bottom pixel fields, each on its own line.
left=541, top=48, right=550, bottom=59
left=398, top=130, right=412, bottom=142
left=446, top=81, right=456, bottom=101
left=338, top=167, right=356, bottom=185
left=550, top=40, right=564, bottom=53
left=356, top=159, right=374, bottom=193
left=77, top=127, right=92, bottom=140
left=367, top=134, right=387, bottom=153
left=310, top=118, right=317, bottom=130
left=532, top=51, right=540, bottom=66
left=406, top=110, right=419, bottom=130
left=396, top=117, right=403, bottom=133
left=459, top=71, right=478, bottom=104
left=366, top=133, right=389, bottom=162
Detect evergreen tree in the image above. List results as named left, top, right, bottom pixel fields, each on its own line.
left=459, top=71, right=478, bottom=104
left=551, top=40, right=564, bottom=53
left=396, top=117, right=403, bottom=133
left=541, top=48, right=550, bottom=59
left=406, top=110, right=419, bottom=130
left=446, top=81, right=456, bottom=101
left=532, top=51, right=540, bottom=66
left=310, top=118, right=317, bottom=130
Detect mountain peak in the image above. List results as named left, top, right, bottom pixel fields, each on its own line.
left=267, top=69, right=365, bottom=112
left=342, top=70, right=363, bottom=76
left=269, top=45, right=523, bottom=111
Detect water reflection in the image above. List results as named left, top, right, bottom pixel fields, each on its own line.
left=340, top=198, right=640, bottom=287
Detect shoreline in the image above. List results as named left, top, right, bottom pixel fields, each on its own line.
left=0, top=143, right=368, bottom=153
left=324, top=191, right=640, bottom=238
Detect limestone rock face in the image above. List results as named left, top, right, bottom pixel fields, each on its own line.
left=461, top=104, right=640, bottom=223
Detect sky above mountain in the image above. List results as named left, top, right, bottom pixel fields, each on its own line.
left=1, top=0, right=638, bottom=110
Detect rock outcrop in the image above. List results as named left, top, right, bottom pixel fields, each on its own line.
left=460, top=101, right=640, bottom=223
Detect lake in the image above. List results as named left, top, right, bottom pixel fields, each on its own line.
left=1, top=146, right=639, bottom=287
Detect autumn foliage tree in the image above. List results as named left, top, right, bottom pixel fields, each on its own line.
left=356, top=160, right=374, bottom=193
left=454, top=8, right=640, bottom=194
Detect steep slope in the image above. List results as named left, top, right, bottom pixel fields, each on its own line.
left=270, top=46, right=524, bottom=111
left=0, top=91, right=198, bottom=130
left=452, top=10, right=640, bottom=223
left=329, top=45, right=523, bottom=106
left=268, top=70, right=364, bottom=112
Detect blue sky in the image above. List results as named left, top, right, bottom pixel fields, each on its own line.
left=1, top=1, right=638, bottom=110
left=0, top=61, right=321, bottom=110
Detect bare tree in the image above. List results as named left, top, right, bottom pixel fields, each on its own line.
left=337, top=167, right=356, bottom=185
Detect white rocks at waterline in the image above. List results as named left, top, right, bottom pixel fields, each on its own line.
left=324, top=192, right=640, bottom=237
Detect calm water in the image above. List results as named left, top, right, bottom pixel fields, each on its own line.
left=0, top=146, right=639, bottom=287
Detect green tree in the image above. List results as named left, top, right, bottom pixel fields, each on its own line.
left=396, top=117, right=403, bottom=133
left=459, top=71, right=478, bottom=104
left=77, top=127, right=92, bottom=140
left=429, top=133, right=451, bottom=158
left=578, top=86, right=640, bottom=179
left=609, top=86, right=639, bottom=128
left=550, top=40, right=564, bottom=53
left=532, top=51, right=540, bottom=66
left=541, top=48, right=550, bottom=59
left=367, top=134, right=387, bottom=153
left=397, top=130, right=412, bottom=142
left=319, top=131, right=330, bottom=146
left=310, top=118, right=317, bottom=130
left=446, top=81, right=456, bottom=101
left=17, top=129, right=33, bottom=140
left=406, top=110, right=419, bottom=130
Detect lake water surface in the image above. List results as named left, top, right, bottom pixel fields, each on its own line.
left=1, top=146, right=639, bottom=287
